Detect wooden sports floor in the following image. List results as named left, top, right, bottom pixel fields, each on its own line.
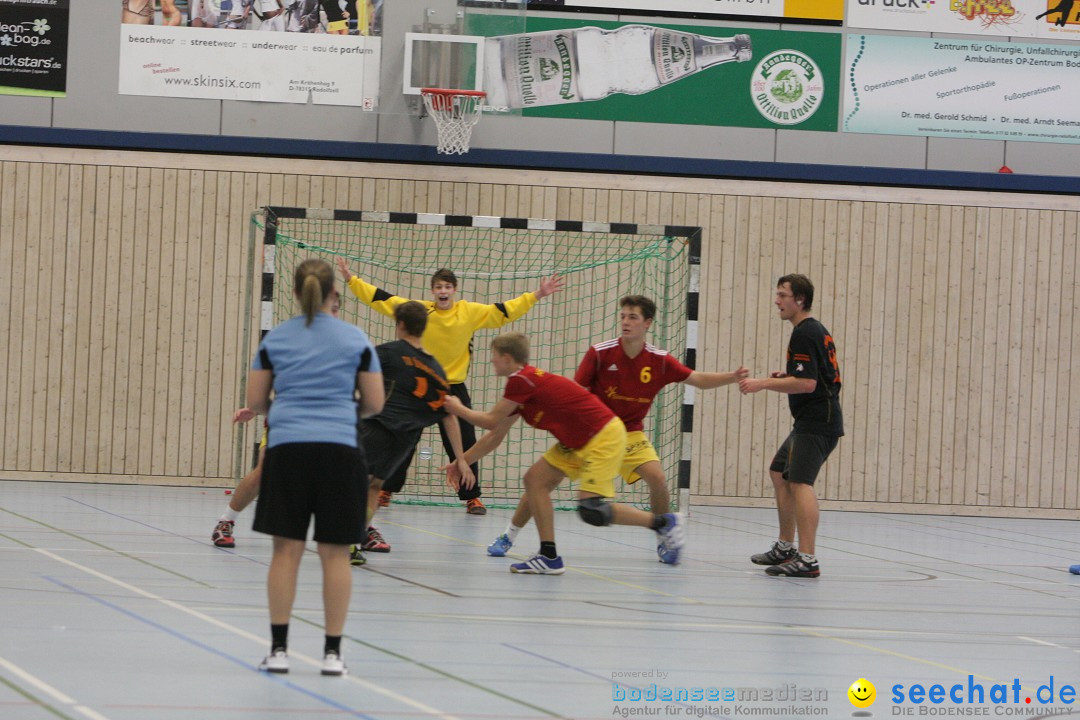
left=0, top=480, right=1076, bottom=720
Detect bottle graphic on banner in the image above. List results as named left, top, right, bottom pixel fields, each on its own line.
left=484, top=25, right=752, bottom=109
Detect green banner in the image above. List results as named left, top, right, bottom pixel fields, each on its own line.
left=467, top=16, right=840, bottom=131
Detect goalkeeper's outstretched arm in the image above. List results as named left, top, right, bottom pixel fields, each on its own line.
left=337, top=257, right=410, bottom=317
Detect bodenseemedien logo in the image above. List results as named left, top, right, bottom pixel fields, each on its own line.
left=751, top=49, right=824, bottom=126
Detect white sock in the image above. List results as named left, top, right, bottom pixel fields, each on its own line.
left=799, top=552, right=817, bottom=563
left=776, top=539, right=793, bottom=551
left=505, top=523, right=522, bottom=542
left=221, top=506, right=240, bottom=523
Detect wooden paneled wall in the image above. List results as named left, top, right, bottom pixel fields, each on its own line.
left=0, top=146, right=1076, bottom=517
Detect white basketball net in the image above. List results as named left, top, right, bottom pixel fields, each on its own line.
left=422, top=91, right=485, bottom=155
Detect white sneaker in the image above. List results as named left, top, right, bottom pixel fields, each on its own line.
left=321, top=650, right=347, bottom=676
left=259, top=649, right=289, bottom=674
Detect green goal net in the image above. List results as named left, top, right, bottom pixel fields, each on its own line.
left=250, top=208, right=690, bottom=510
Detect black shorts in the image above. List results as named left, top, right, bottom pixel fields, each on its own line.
left=358, top=420, right=422, bottom=483
left=769, top=433, right=839, bottom=486
left=253, top=442, right=368, bottom=545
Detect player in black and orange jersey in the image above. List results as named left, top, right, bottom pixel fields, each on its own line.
left=739, top=274, right=843, bottom=578
left=444, top=332, right=686, bottom=574
left=352, top=301, right=474, bottom=563
left=338, top=259, right=563, bottom=515
left=485, top=295, right=747, bottom=563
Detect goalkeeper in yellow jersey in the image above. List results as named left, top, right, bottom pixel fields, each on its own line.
left=337, top=259, right=564, bottom=514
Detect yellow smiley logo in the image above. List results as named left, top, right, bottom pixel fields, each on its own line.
left=848, top=678, right=876, bottom=708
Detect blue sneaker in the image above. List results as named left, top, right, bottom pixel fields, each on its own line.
left=510, top=554, right=565, bottom=575
left=656, top=513, right=685, bottom=565
left=487, top=533, right=513, bottom=557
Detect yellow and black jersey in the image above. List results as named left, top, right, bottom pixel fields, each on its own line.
left=346, top=277, right=538, bottom=384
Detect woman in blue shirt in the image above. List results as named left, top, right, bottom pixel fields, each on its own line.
left=247, top=258, right=384, bottom=677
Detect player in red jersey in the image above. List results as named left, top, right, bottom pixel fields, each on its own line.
left=444, top=332, right=686, bottom=574
left=485, top=295, right=747, bottom=562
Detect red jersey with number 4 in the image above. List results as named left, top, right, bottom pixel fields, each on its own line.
left=504, top=365, right=616, bottom=449
left=575, top=339, right=692, bottom=432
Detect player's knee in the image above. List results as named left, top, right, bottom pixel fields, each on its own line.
left=577, top=497, right=613, bottom=527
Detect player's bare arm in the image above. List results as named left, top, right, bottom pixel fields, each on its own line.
left=246, top=370, right=274, bottom=414
left=233, top=407, right=257, bottom=424
left=685, top=366, right=749, bottom=389
left=356, top=371, right=386, bottom=418
left=440, top=415, right=476, bottom=490
left=738, top=375, right=816, bottom=395
left=444, top=396, right=518, bottom=431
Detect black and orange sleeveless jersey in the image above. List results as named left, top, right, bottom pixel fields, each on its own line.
left=786, top=317, right=844, bottom=437
left=370, top=340, right=450, bottom=434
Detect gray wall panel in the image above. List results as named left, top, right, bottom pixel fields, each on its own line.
left=0, top=97, right=52, bottom=127
left=4, top=0, right=1078, bottom=183
left=777, top=130, right=928, bottom=169
left=222, top=102, right=379, bottom=142
left=1004, top=141, right=1080, bottom=177
left=613, top=122, right=776, bottom=162
left=927, top=138, right=1007, bottom=174
left=464, top=115, right=616, bottom=154
left=52, top=1, right=220, bottom=135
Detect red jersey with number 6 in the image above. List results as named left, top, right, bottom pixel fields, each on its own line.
left=574, top=339, right=692, bottom=432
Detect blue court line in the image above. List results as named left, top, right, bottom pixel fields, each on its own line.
left=42, top=576, right=378, bottom=720
left=63, top=496, right=269, bottom=566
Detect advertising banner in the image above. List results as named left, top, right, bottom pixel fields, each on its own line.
left=0, top=0, right=69, bottom=97
left=468, top=16, right=842, bottom=131
left=847, top=0, right=1080, bottom=41
left=118, top=2, right=381, bottom=108
left=526, top=0, right=843, bottom=24
left=843, top=34, right=1080, bottom=144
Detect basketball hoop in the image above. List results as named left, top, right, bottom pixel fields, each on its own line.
left=421, top=88, right=486, bottom=155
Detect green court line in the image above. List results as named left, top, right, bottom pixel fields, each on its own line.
left=290, top=615, right=568, bottom=720
left=0, top=506, right=213, bottom=588
left=0, top=672, right=77, bottom=720
left=0, top=531, right=35, bottom=549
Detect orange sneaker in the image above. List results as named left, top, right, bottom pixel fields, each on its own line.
left=465, top=498, right=487, bottom=515
left=378, top=491, right=392, bottom=508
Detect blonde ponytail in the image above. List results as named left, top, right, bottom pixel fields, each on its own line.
left=294, top=258, right=335, bottom=326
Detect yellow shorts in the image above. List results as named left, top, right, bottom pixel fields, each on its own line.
left=621, top=431, right=662, bottom=484
left=326, top=19, right=348, bottom=33
left=544, top=429, right=659, bottom=486
left=259, top=426, right=268, bottom=450
left=542, top=418, right=626, bottom=498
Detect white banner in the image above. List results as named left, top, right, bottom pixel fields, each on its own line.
left=118, top=25, right=380, bottom=108
left=844, top=34, right=1080, bottom=144
left=846, top=0, right=1080, bottom=40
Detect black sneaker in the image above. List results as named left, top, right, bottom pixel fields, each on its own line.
left=750, top=542, right=797, bottom=565
left=765, top=556, right=821, bottom=578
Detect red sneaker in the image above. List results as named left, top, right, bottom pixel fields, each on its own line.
left=212, top=520, right=235, bottom=548
left=377, top=491, right=393, bottom=508
left=465, top=498, right=487, bottom=515
left=361, top=526, right=390, bottom=553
